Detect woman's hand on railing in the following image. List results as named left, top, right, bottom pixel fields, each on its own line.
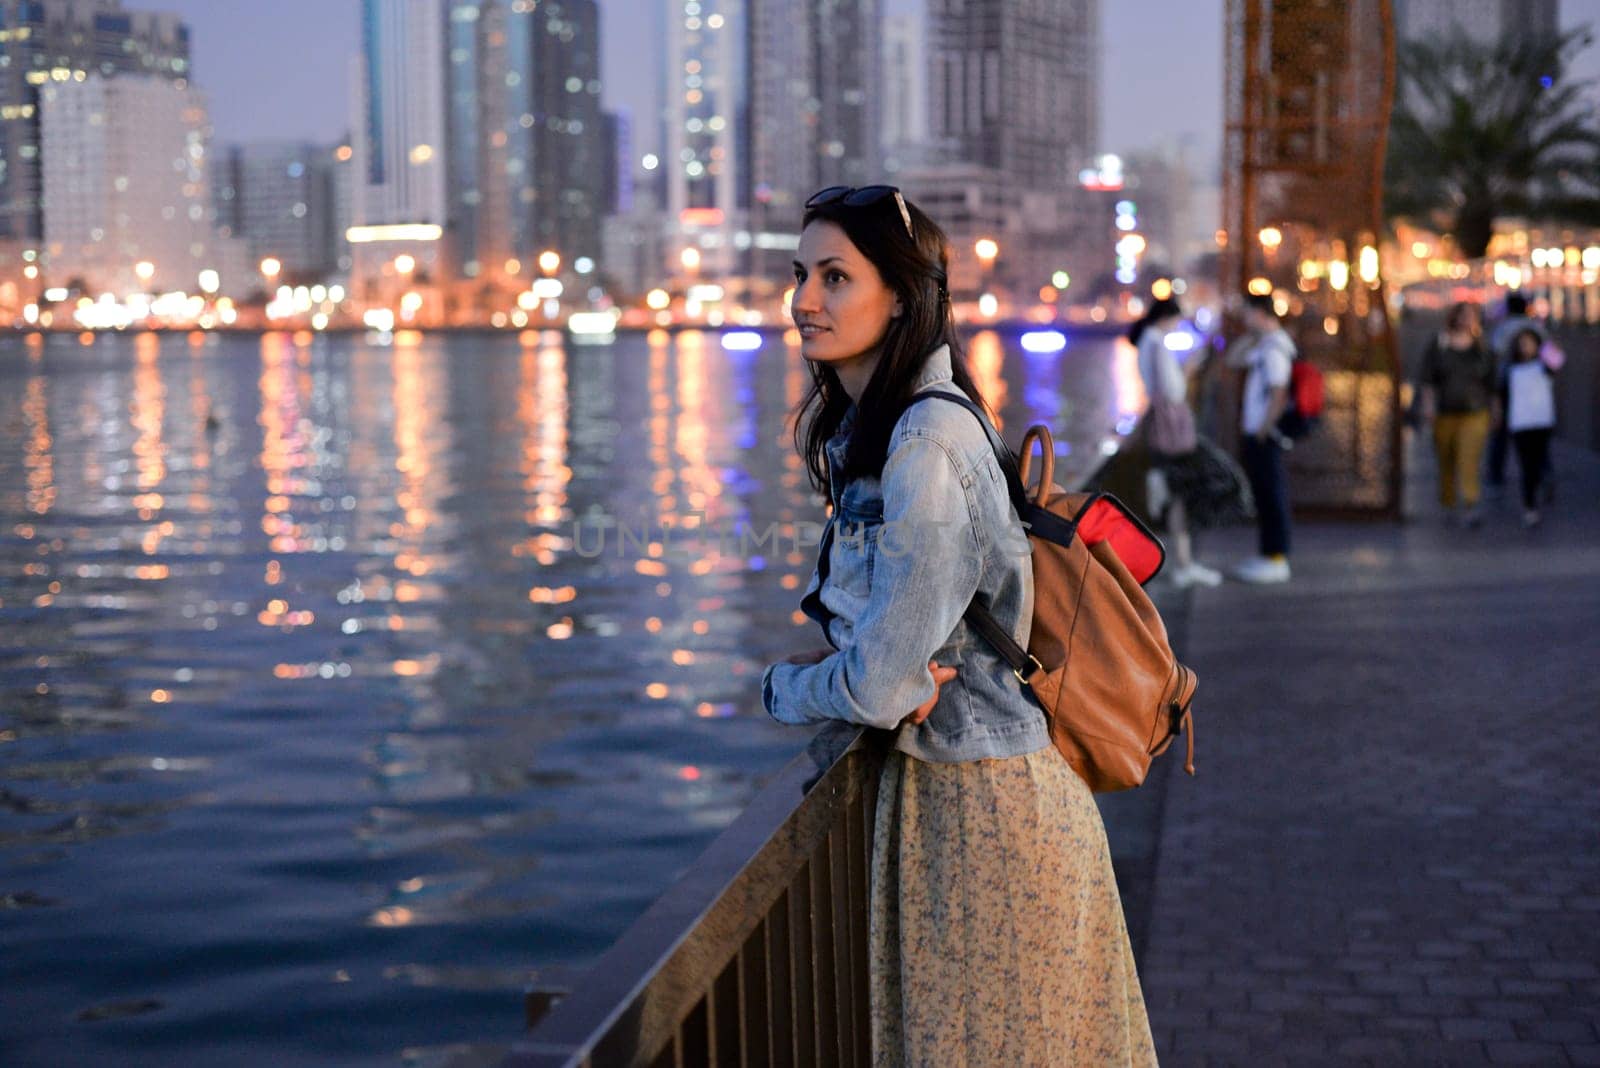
left=902, top=661, right=957, bottom=728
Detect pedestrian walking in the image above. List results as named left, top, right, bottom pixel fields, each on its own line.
left=1485, top=291, right=1546, bottom=493
left=1132, top=297, right=1223, bottom=587
left=761, top=184, right=1157, bottom=1065
left=1226, top=292, right=1296, bottom=583
left=1501, top=327, right=1558, bottom=527
left=1416, top=301, right=1496, bottom=526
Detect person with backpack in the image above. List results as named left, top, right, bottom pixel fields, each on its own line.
left=1225, top=292, right=1297, bottom=583
left=761, top=185, right=1157, bottom=1064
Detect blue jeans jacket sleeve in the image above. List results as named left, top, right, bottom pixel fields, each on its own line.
left=762, top=434, right=982, bottom=729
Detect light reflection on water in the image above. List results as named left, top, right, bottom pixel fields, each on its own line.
left=0, top=327, right=1126, bottom=1066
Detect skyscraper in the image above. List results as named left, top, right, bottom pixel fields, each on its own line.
left=436, top=0, right=607, bottom=287
left=746, top=0, right=880, bottom=270
left=513, top=0, right=605, bottom=268
left=881, top=13, right=927, bottom=177
left=214, top=142, right=338, bottom=282
left=353, top=0, right=447, bottom=233
left=663, top=0, right=740, bottom=276
left=39, top=74, right=215, bottom=296
left=1393, top=0, right=1559, bottom=47
left=927, top=0, right=1100, bottom=192
left=0, top=0, right=190, bottom=241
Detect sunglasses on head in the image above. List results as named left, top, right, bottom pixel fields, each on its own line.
left=805, top=185, right=915, bottom=241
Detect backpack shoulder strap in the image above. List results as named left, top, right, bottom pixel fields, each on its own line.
left=902, top=390, right=1033, bottom=521
left=903, top=391, right=1043, bottom=682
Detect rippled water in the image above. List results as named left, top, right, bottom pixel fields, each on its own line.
left=0, top=327, right=1131, bottom=1066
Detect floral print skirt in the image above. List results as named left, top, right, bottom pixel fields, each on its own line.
left=869, top=747, right=1158, bottom=1067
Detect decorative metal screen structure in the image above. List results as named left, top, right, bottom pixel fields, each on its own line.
left=1223, top=0, right=1403, bottom=515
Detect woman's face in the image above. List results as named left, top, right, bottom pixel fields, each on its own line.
left=791, top=220, right=902, bottom=370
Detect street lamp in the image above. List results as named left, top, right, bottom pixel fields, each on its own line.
left=538, top=249, right=561, bottom=275
left=134, top=260, right=155, bottom=288
left=394, top=254, right=416, bottom=276
left=260, top=257, right=282, bottom=283
left=680, top=247, right=701, bottom=273
left=198, top=269, right=220, bottom=296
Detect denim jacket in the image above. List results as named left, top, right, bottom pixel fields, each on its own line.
left=761, top=345, right=1051, bottom=763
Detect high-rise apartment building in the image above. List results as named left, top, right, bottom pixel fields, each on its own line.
left=746, top=0, right=880, bottom=271
left=881, top=13, right=927, bottom=177
left=513, top=0, right=605, bottom=268
left=214, top=142, right=338, bottom=281
left=663, top=0, right=740, bottom=276
left=1393, top=0, right=1559, bottom=46
left=39, top=74, right=215, bottom=295
left=438, top=0, right=606, bottom=286
left=927, top=0, right=1100, bottom=192
left=353, top=0, right=447, bottom=232
left=0, top=0, right=190, bottom=241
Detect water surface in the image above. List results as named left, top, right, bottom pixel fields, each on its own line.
left=0, top=327, right=1130, bottom=1066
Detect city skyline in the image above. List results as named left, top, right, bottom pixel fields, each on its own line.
left=127, top=0, right=1600, bottom=180
left=138, top=0, right=1232, bottom=164
left=9, top=0, right=1597, bottom=329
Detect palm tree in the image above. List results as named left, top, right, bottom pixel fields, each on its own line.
left=1385, top=27, right=1600, bottom=259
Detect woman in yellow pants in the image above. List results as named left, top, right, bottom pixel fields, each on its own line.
left=1417, top=302, right=1497, bottom=526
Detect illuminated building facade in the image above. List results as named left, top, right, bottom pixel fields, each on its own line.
left=881, top=13, right=927, bottom=178
left=441, top=0, right=605, bottom=286
left=38, top=74, right=216, bottom=296
left=664, top=0, right=740, bottom=277
left=509, top=0, right=604, bottom=269
left=746, top=0, right=880, bottom=276
left=0, top=0, right=189, bottom=242
left=354, top=0, right=447, bottom=231
left=928, top=0, right=1099, bottom=192
left=214, top=142, right=339, bottom=282
left=444, top=0, right=509, bottom=281
left=352, top=0, right=447, bottom=294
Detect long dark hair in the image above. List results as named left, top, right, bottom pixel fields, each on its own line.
left=793, top=192, right=990, bottom=495
left=1127, top=296, right=1182, bottom=346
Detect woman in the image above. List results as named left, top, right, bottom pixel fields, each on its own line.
left=1131, top=297, right=1222, bottom=587
left=1416, top=301, right=1497, bottom=526
left=1500, top=327, right=1558, bottom=527
left=761, top=184, right=1157, bottom=1065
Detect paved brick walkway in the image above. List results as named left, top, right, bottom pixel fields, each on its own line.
left=1139, top=438, right=1600, bottom=1065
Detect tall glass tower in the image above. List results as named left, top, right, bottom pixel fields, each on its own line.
left=927, top=0, right=1100, bottom=192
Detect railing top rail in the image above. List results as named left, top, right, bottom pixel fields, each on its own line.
left=504, top=722, right=879, bottom=1068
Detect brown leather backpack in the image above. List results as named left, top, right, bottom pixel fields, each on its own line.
left=910, top=395, right=1198, bottom=792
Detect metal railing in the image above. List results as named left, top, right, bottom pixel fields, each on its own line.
left=502, top=445, right=1143, bottom=1067
left=504, top=723, right=884, bottom=1068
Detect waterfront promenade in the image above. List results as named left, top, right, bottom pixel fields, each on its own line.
left=1139, top=437, right=1600, bottom=1064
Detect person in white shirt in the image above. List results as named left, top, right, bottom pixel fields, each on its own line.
left=1485, top=292, right=1545, bottom=490
left=1500, top=327, right=1558, bottom=527
left=1225, top=293, right=1296, bottom=583
left=1131, top=297, right=1221, bottom=588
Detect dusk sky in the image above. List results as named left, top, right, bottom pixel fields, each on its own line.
left=138, top=0, right=1599, bottom=178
